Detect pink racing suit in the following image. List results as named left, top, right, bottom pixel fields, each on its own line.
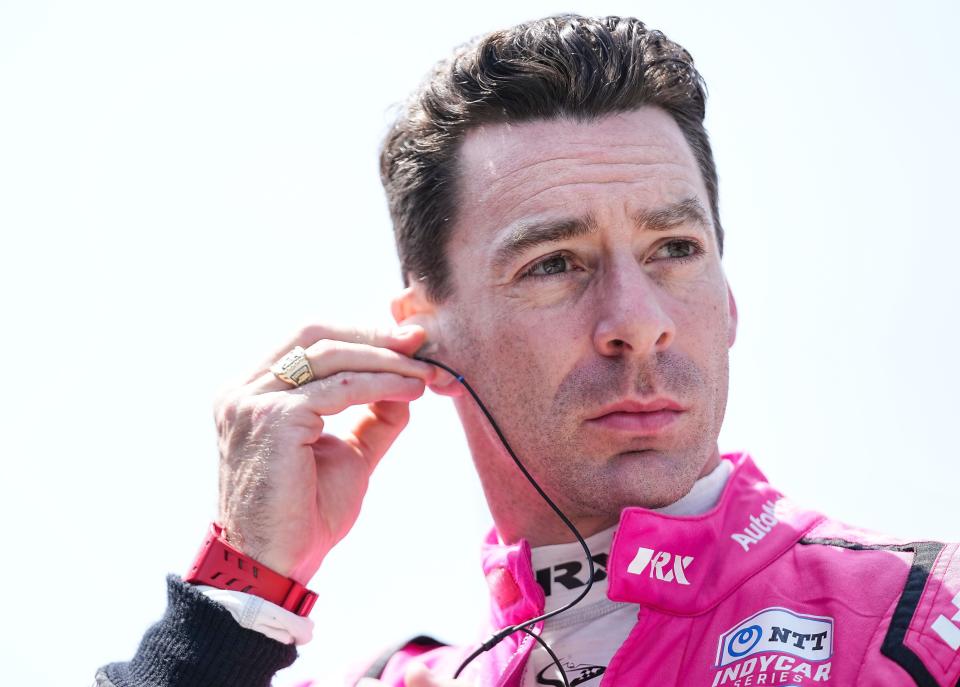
left=371, top=452, right=960, bottom=686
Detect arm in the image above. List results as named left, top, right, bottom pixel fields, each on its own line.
left=94, top=324, right=436, bottom=686
left=95, top=577, right=296, bottom=687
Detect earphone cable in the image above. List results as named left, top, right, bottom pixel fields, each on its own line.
left=413, top=355, right=595, bottom=682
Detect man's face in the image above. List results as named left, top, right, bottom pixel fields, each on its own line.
left=430, top=106, right=737, bottom=523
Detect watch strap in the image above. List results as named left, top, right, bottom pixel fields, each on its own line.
left=183, top=523, right=318, bottom=617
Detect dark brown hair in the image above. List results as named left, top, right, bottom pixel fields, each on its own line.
left=379, top=13, right=722, bottom=301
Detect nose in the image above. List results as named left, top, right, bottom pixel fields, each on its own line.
left=592, top=260, right=676, bottom=358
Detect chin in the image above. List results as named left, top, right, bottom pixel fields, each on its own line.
left=597, top=450, right=702, bottom=511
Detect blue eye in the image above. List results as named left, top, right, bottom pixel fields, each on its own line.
left=524, top=253, right=574, bottom=278
left=653, top=239, right=703, bottom=262
left=519, top=241, right=702, bottom=281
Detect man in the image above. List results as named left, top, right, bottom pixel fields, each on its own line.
left=97, top=13, right=960, bottom=687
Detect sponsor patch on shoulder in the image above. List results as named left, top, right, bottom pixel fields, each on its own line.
left=712, top=607, right=834, bottom=686
left=931, top=590, right=960, bottom=651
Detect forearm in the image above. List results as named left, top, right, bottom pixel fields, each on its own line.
left=95, top=575, right=297, bottom=687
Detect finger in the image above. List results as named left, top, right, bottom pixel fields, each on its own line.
left=245, top=324, right=428, bottom=384
left=249, top=338, right=436, bottom=394
left=345, top=400, right=411, bottom=470
left=290, top=371, right=426, bottom=418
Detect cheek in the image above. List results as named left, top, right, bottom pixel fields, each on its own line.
left=670, top=275, right=732, bottom=344
left=686, top=299, right=732, bottom=412
left=664, top=289, right=732, bottom=397
left=504, top=307, right=593, bottom=377
left=455, top=308, right=587, bottom=416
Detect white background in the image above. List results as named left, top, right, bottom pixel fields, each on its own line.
left=1, top=1, right=957, bottom=684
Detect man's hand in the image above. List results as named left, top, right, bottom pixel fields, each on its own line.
left=355, top=661, right=477, bottom=686
left=214, top=324, right=436, bottom=584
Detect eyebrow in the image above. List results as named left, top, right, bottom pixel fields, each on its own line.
left=491, top=215, right=599, bottom=271
left=632, top=196, right=710, bottom=233
left=491, top=196, right=710, bottom=272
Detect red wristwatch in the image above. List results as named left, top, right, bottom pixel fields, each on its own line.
left=183, top=523, right=318, bottom=617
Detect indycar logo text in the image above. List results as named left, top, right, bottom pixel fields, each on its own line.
left=713, top=608, right=834, bottom=685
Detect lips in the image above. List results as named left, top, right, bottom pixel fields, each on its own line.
left=585, top=398, right=686, bottom=434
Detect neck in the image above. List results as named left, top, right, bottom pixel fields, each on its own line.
left=500, top=511, right=620, bottom=549
left=456, top=396, right=723, bottom=547
left=504, top=448, right=723, bottom=547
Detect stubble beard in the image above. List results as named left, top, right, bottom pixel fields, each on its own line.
left=488, top=346, right=729, bottom=520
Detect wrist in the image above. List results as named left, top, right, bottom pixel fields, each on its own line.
left=218, top=519, right=324, bottom=585
left=184, top=523, right=318, bottom=617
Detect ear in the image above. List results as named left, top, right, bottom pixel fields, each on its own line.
left=390, top=283, right=464, bottom=397
left=391, top=284, right=427, bottom=327
left=726, top=279, right=738, bottom=348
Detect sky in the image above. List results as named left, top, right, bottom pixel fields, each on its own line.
left=0, top=1, right=957, bottom=684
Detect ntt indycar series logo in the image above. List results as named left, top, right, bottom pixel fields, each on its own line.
left=712, top=608, right=834, bottom=686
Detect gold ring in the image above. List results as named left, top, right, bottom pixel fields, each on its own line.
left=270, top=346, right=315, bottom=387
